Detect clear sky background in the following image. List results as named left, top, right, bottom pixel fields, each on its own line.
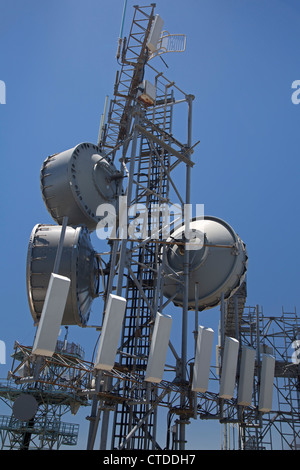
left=0, top=0, right=299, bottom=450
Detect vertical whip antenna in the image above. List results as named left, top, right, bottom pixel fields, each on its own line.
left=116, top=0, right=128, bottom=60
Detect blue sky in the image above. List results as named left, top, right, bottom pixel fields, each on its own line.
left=0, top=0, right=299, bottom=450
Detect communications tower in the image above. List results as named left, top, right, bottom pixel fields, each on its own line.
left=86, top=3, right=247, bottom=450
left=4, top=2, right=299, bottom=452
left=3, top=3, right=248, bottom=451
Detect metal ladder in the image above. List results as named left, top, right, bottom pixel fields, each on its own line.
left=111, top=92, right=174, bottom=449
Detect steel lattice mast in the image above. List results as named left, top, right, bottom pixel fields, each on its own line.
left=87, top=3, right=195, bottom=450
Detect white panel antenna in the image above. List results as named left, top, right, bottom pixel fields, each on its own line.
left=237, top=346, right=256, bottom=406
left=32, top=273, right=71, bottom=357
left=145, top=312, right=172, bottom=383
left=192, top=326, right=214, bottom=393
left=258, top=354, right=275, bottom=413
left=219, top=336, right=239, bottom=399
left=94, top=294, right=127, bottom=371
left=147, top=14, right=164, bottom=53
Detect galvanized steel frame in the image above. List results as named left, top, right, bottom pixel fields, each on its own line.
left=0, top=341, right=91, bottom=449
left=87, top=3, right=196, bottom=451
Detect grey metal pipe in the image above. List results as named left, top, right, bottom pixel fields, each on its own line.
left=179, top=94, right=194, bottom=450
left=52, top=216, right=68, bottom=275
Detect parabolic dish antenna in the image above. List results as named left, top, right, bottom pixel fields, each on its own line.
left=26, top=224, right=99, bottom=326
left=163, top=216, right=248, bottom=310
left=12, top=394, right=38, bottom=421
left=40, top=142, right=122, bottom=232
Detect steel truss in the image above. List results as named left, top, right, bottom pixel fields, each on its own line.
left=218, top=305, right=300, bottom=450
left=239, top=306, right=300, bottom=450
left=0, top=340, right=91, bottom=449
left=87, top=3, right=196, bottom=450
